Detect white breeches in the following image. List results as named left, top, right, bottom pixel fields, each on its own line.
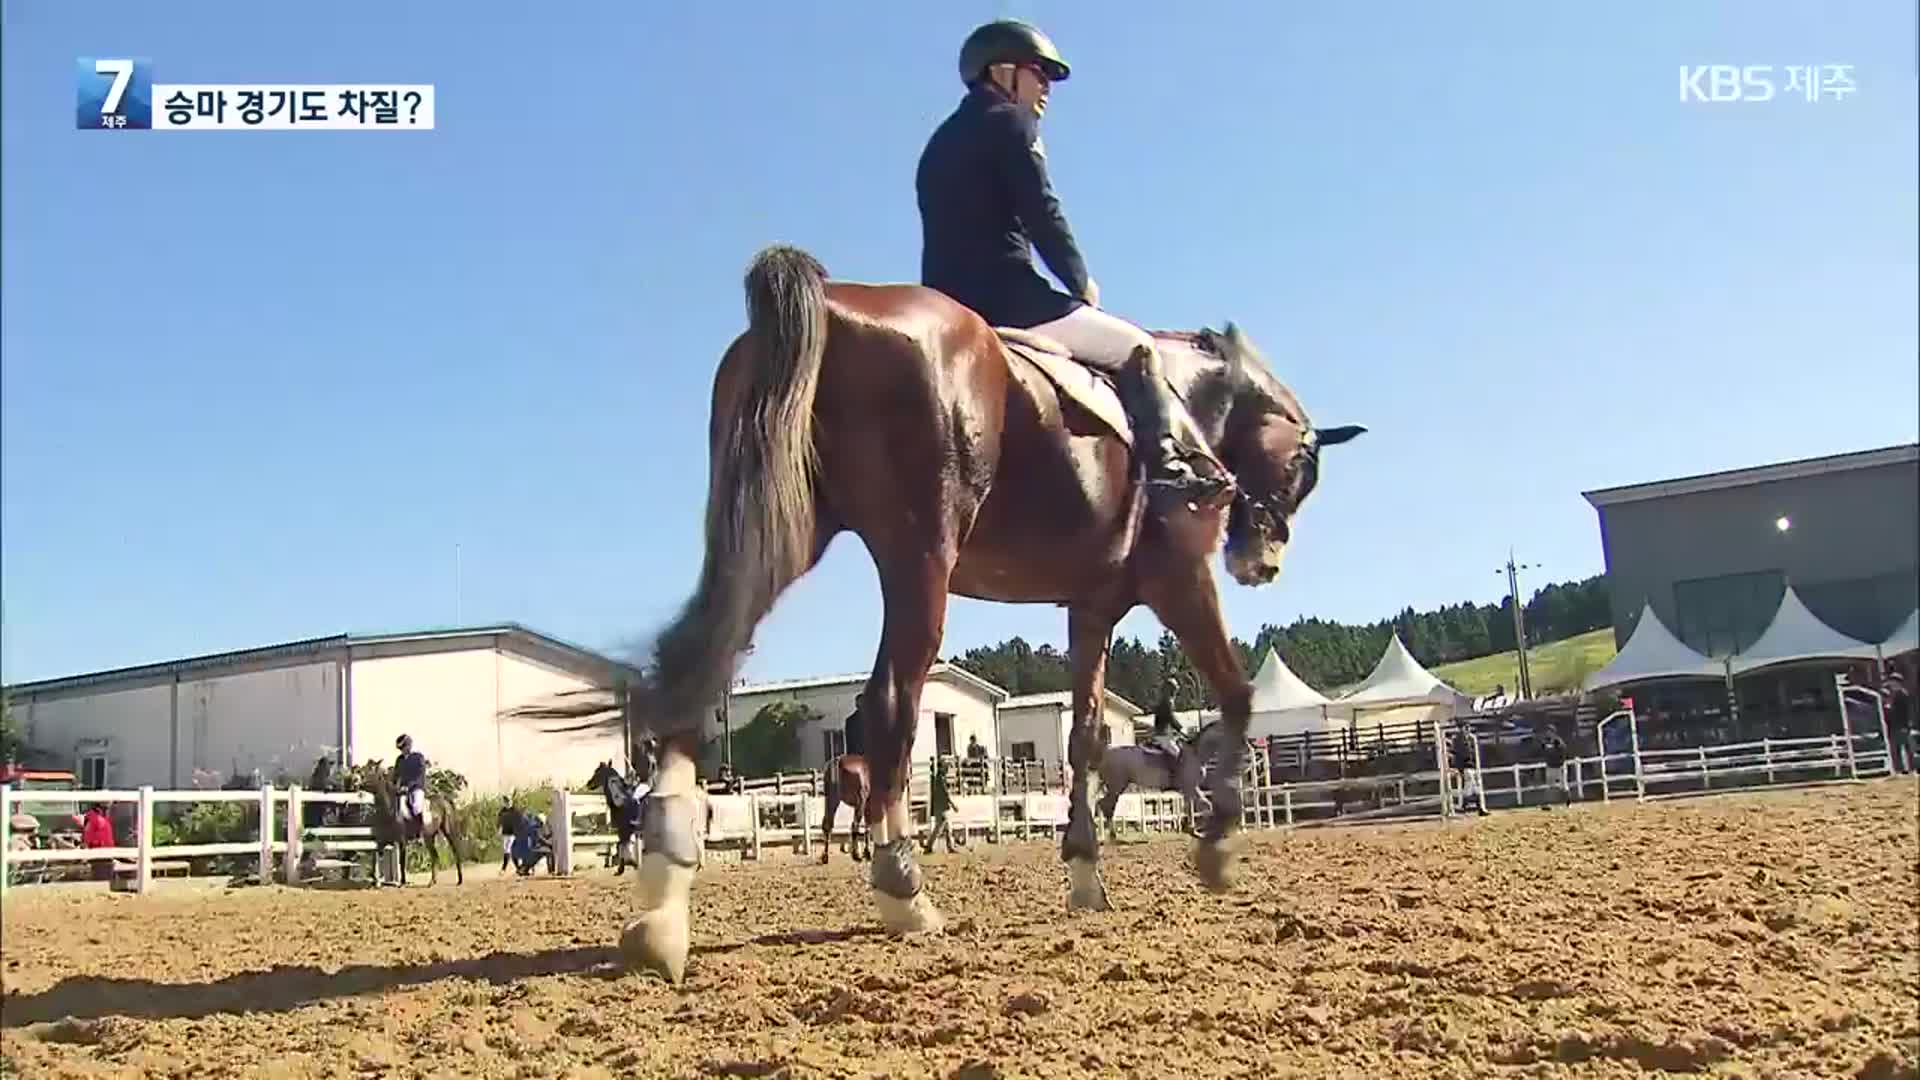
left=1028, top=306, right=1156, bottom=372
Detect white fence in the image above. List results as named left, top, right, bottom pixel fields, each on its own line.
left=1, top=785, right=377, bottom=898
left=4, top=691, right=1903, bottom=897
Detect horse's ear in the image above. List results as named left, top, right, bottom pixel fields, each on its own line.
left=1219, top=322, right=1250, bottom=361
left=1315, top=424, right=1367, bottom=447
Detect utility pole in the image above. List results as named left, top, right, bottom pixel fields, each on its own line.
left=1498, top=552, right=1538, bottom=700
left=720, top=643, right=754, bottom=768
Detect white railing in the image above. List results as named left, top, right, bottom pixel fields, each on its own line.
left=8, top=710, right=1898, bottom=897
left=0, top=784, right=378, bottom=899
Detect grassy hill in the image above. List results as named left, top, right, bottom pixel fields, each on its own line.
left=1429, top=628, right=1618, bottom=697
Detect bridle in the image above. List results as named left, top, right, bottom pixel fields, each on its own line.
left=1231, top=420, right=1321, bottom=548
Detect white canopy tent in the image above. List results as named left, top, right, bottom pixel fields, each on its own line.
left=1881, top=609, right=1919, bottom=659
left=1582, top=601, right=1725, bottom=692
left=1336, top=634, right=1466, bottom=718
left=1730, top=585, right=1879, bottom=676
left=1244, top=646, right=1339, bottom=739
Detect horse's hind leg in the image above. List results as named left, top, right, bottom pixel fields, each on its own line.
left=865, top=555, right=954, bottom=935
left=819, top=785, right=838, bottom=865
left=444, top=823, right=463, bottom=884
left=1064, top=606, right=1117, bottom=912
left=623, top=733, right=703, bottom=983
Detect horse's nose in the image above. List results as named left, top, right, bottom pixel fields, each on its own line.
left=1257, top=564, right=1279, bottom=584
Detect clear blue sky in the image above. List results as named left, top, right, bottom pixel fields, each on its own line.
left=4, top=2, right=1915, bottom=686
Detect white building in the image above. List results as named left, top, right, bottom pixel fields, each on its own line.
left=995, top=690, right=1141, bottom=774
left=5, top=625, right=640, bottom=795
left=720, top=664, right=1009, bottom=771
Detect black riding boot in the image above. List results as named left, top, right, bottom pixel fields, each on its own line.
left=1116, top=345, right=1231, bottom=507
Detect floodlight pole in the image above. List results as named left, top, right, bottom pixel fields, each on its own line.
left=1499, top=552, right=1538, bottom=700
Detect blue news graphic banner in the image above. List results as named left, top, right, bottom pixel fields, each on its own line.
left=76, top=57, right=153, bottom=129
left=77, top=57, right=434, bottom=131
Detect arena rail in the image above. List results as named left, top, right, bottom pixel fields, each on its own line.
left=7, top=699, right=1898, bottom=898
left=1, top=784, right=379, bottom=899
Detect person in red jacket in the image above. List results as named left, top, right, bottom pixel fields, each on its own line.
left=80, top=803, right=114, bottom=847
left=80, top=803, right=115, bottom=880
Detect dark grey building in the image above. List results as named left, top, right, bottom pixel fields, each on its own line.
left=1583, top=443, right=1918, bottom=658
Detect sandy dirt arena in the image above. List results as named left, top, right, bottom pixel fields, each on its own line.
left=3, top=782, right=1916, bottom=1079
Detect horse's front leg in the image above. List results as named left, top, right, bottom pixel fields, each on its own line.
left=1095, top=764, right=1124, bottom=845
left=1064, top=606, right=1118, bottom=911
left=1143, top=566, right=1252, bottom=892
left=621, top=736, right=704, bottom=983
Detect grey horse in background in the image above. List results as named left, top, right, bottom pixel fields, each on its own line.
left=1096, top=721, right=1222, bottom=839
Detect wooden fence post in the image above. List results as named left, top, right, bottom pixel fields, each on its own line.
left=0, top=785, right=12, bottom=902
left=285, top=785, right=304, bottom=882
left=258, top=785, right=275, bottom=884
left=135, top=786, right=155, bottom=893
left=551, top=787, right=574, bottom=875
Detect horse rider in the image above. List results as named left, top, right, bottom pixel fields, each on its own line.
left=1146, top=678, right=1186, bottom=763
left=916, top=19, right=1232, bottom=515
left=841, top=693, right=867, bottom=763
left=391, top=734, right=429, bottom=826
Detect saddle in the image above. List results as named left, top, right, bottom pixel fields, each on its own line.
left=397, top=786, right=432, bottom=834
left=995, top=329, right=1231, bottom=552
left=994, top=328, right=1134, bottom=445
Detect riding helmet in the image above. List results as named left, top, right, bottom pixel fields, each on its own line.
left=959, top=19, right=1070, bottom=85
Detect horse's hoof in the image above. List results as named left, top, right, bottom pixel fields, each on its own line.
left=1066, top=857, right=1111, bottom=912
left=620, top=906, right=690, bottom=984
left=1194, top=834, right=1243, bottom=893
left=874, top=888, right=946, bottom=935
left=620, top=852, right=696, bottom=983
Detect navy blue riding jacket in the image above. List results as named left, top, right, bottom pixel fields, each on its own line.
left=843, top=708, right=866, bottom=758
left=394, top=750, right=426, bottom=787
left=916, top=83, right=1090, bottom=329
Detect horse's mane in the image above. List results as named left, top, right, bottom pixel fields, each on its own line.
left=1152, top=326, right=1310, bottom=429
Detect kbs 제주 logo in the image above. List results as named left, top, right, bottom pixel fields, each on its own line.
left=76, top=57, right=153, bottom=129
left=1677, top=64, right=1857, bottom=103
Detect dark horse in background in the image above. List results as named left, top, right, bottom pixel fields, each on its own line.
left=587, top=760, right=645, bottom=873
left=352, top=764, right=464, bottom=887
left=525, top=245, right=1362, bottom=982
left=818, top=753, right=872, bottom=864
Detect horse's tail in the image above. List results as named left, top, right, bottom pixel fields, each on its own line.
left=646, top=245, right=830, bottom=734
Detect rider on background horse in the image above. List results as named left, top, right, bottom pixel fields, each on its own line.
left=842, top=693, right=866, bottom=763
left=1148, top=678, right=1187, bottom=761
left=392, top=734, right=429, bottom=830
left=917, top=19, right=1232, bottom=516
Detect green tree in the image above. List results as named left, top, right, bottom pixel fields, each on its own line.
left=731, top=700, right=816, bottom=777
left=0, top=694, right=25, bottom=764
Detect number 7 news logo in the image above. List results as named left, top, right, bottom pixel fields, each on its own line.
left=76, top=57, right=152, bottom=130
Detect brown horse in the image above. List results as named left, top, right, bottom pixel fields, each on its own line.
left=818, top=754, right=872, bottom=863
left=538, top=245, right=1361, bottom=982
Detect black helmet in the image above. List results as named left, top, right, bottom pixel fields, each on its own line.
left=959, top=20, right=1070, bottom=85
left=395, top=734, right=412, bottom=751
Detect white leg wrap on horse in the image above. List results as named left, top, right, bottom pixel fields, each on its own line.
left=621, top=852, right=694, bottom=983
left=651, top=753, right=696, bottom=797
left=1067, top=857, right=1111, bottom=912
left=870, top=835, right=945, bottom=935
left=874, top=888, right=946, bottom=935
left=620, top=749, right=700, bottom=982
